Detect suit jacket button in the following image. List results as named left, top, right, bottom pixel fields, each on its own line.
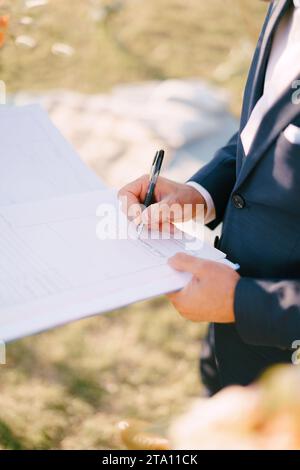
left=232, top=193, right=245, bottom=209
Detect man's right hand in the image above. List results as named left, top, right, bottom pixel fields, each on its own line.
left=118, top=175, right=206, bottom=231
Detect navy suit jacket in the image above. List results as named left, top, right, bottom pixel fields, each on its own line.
left=190, top=0, right=300, bottom=391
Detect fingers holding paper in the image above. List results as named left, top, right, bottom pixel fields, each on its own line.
left=167, top=253, right=240, bottom=323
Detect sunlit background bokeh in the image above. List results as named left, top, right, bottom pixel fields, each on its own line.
left=0, top=0, right=269, bottom=450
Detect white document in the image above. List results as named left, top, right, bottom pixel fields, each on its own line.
left=0, top=105, right=235, bottom=342
left=0, top=104, right=104, bottom=206
left=0, top=189, right=231, bottom=342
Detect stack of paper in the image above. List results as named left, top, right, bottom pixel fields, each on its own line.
left=0, top=105, right=231, bottom=342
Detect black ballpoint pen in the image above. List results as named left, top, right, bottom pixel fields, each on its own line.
left=137, top=149, right=165, bottom=237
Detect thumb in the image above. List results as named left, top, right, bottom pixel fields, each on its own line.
left=168, top=253, right=207, bottom=276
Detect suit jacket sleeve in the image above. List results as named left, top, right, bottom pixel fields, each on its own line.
left=188, top=131, right=238, bottom=229
left=234, top=278, right=300, bottom=350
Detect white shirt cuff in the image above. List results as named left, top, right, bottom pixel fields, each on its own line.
left=186, top=181, right=216, bottom=224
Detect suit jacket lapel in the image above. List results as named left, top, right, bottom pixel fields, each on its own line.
left=236, top=0, right=291, bottom=171
left=239, top=3, right=275, bottom=131
left=246, top=0, right=291, bottom=121
left=235, top=73, right=300, bottom=190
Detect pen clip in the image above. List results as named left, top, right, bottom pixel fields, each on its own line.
left=151, top=150, right=164, bottom=186
left=149, top=151, right=159, bottom=179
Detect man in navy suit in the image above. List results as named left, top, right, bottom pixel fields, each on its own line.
left=119, top=0, right=300, bottom=394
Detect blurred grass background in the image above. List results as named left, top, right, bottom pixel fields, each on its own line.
left=1, top=0, right=267, bottom=113
left=0, top=0, right=267, bottom=449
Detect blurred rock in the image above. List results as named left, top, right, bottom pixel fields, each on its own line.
left=15, top=34, right=37, bottom=48
left=51, top=43, right=75, bottom=57
left=25, top=0, right=48, bottom=9
left=19, top=16, right=34, bottom=25
left=13, top=80, right=237, bottom=188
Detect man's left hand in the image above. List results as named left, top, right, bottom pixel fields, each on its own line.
left=167, top=253, right=240, bottom=323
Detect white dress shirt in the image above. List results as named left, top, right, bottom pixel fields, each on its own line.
left=188, top=0, right=300, bottom=224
